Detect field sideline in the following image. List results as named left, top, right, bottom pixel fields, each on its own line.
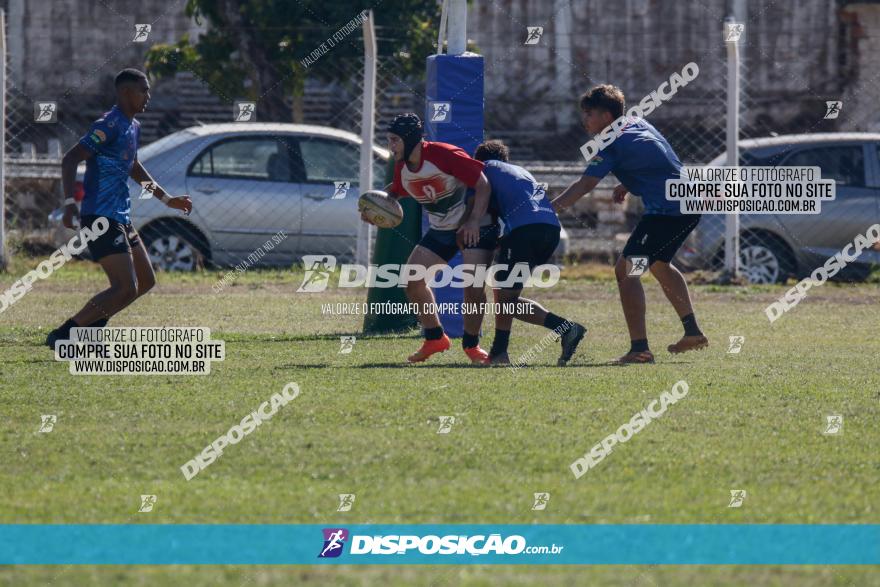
left=1, top=262, right=878, bottom=586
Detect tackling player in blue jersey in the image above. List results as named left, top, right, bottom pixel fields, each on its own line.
left=552, top=84, right=707, bottom=364
left=472, top=140, right=586, bottom=366
left=46, top=69, right=192, bottom=347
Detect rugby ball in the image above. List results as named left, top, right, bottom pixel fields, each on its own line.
left=358, top=190, right=403, bottom=228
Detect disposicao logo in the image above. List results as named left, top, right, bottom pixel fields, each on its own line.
left=318, top=528, right=349, bottom=558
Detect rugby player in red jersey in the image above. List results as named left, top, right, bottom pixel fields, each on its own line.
left=361, top=113, right=496, bottom=364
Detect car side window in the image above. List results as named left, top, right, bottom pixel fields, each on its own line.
left=297, top=138, right=360, bottom=184
left=740, top=150, right=787, bottom=167
left=876, top=143, right=880, bottom=185
left=784, top=146, right=865, bottom=187
left=188, top=137, right=289, bottom=181
left=189, top=147, right=211, bottom=176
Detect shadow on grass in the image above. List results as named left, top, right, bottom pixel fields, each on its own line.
left=274, top=361, right=620, bottom=369
left=0, top=331, right=423, bottom=348
left=0, top=357, right=57, bottom=364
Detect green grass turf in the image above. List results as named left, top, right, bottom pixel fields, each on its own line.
left=1, top=261, right=878, bottom=585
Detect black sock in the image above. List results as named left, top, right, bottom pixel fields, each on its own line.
left=88, top=318, right=109, bottom=328
left=424, top=326, right=444, bottom=341
left=681, top=313, right=703, bottom=337
left=462, top=331, right=480, bottom=349
left=490, top=329, right=511, bottom=356
left=630, top=339, right=650, bottom=353
left=543, top=313, right=567, bottom=332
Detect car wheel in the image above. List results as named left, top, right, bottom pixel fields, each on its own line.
left=142, top=227, right=204, bottom=271
left=739, top=235, right=794, bottom=284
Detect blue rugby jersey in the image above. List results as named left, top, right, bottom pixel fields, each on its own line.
left=78, top=105, right=140, bottom=224
left=482, top=160, right=559, bottom=235
left=583, top=118, right=683, bottom=215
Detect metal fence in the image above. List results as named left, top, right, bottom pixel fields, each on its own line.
left=1, top=6, right=878, bottom=284
left=0, top=18, right=421, bottom=270
left=477, top=14, right=880, bottom=285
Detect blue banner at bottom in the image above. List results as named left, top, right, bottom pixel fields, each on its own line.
left=1, top=524, right=878, bottom=565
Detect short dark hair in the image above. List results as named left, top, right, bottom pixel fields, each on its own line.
left=579, top=84, right=625, bottom=119
left=474, top=139, right=509, bottom=162
left=115, top=68, right=147, bottom=88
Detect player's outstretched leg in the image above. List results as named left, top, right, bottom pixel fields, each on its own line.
left=461, top=283, right=490, bottom=364
left=612, top=255, right=654, bottom=364
left=46, top=219, right=152, bottom=348
left=487, top=224, right=585, bottom=366
left=46, top=252, right=138, bottom=348
left=404, top=245, right=450, bottom=363
left=460, top=246, right=495, bottom=364
left=649, top=261, right=708, bottom=353
left=487, top=287, right=516, bottom=365
left=487, top=288, right=584, bottom=366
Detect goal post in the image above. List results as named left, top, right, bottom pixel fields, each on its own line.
left=422, top=0, right=483, bottom=338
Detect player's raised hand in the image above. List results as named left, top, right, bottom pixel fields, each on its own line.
left=167, top=195, right=193, bottom=216
left=612, top=184, right=628, bottom=204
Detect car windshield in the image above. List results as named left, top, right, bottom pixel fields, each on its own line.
left=138, top=130, right=197, bottom=161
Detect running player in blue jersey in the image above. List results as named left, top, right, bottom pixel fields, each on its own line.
left=473, top=140, right=586, bottom=366
left=46, top=69, right=192, bottom=347
left=552, top=84, right=707, bottom=364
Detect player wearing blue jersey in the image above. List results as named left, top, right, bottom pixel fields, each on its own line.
left=473, top=140, right=585, bottom=366
left=46, top=69, right=192, bottom=348
left=552, top=85, right=707, bottom=364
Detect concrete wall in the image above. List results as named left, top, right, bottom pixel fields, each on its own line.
left=3, top=0, right=876, bottom=156
left=469, top=0, right=858, bottom=160
left=840, top=3, right=880, bottom=131
left=6, top=0, right=201, bottom=101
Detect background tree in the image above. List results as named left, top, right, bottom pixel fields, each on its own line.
left=146, top=0, right=443, bottom=121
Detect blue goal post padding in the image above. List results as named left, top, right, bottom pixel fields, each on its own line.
left=424, top=53, right=485, bottom=338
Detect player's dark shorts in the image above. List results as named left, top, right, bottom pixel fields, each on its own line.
left=418, top=223, right=500, bottom=262
left=81, top=215, right=142, bottom=261
left=622, top=214, right=701, bottom=264
left=494, top=223, right=560, bottom=290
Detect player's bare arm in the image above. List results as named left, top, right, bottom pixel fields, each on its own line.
left=129, top=158, right=193, bottom=215
left=551, top=175, right=600, bottom=212
left=456, top=172, right=491, bottom=246
left=60, top=143, right=93, bottom=229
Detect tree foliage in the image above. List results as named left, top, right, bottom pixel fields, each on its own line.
left=145, top=0, right=442, bottom=121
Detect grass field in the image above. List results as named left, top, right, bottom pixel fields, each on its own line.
left=1, top=260, right=879, bottom=586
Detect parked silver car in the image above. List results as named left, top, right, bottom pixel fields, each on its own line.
left=51, top=123, right=391, bottom=270
left=676, top=133, right=880, bottom=283
left=50, top=123, right=569, bottom=270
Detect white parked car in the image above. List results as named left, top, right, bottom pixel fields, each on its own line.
left=51, top=123, right=390, bottom=270
left=49, top=123, right=569, bottom=269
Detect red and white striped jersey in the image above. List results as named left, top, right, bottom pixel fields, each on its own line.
left=391, top=141, right=486, bottom=231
